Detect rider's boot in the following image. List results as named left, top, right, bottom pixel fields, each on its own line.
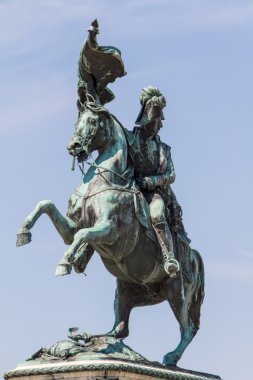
left=153, top=222, right=180, bottom=277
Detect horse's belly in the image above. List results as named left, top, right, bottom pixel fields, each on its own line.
left=122, top=233, right=166, bottom=284
left=95, top=230, right=166, bottom=285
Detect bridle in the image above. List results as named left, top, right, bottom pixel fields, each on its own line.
left=73, top=106, right=140, bottom=199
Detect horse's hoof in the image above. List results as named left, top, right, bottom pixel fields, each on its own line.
left=16, top=231, right=32, bottom=246
left=162, top=353, right=178, bottom=367
left=55, top=264, right=72, bottom=276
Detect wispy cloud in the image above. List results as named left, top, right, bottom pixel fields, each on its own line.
left=0, top=0, right=104, bottom=53
left=206, top=255, right=253, bottom=282
left=88, top=0, right=253, bottom=37
left=1, top=0, right=253, bottom=133
left=236, top=246, right=253, bottom=260
left=0, top=74, right=73, bottom=133
left=1, top=0, right=253, bottom=54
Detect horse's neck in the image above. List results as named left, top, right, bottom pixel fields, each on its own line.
left=84, top=120, right=128, bottom=185
left=97, top=121, right=127, bottom=174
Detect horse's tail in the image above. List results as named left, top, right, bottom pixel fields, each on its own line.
left=189, top=248, right=205, bottom=332
left=192, top=248, right=205, bottom=302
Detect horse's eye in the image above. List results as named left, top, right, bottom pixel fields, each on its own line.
left=90, top=119, right=96, bottom=125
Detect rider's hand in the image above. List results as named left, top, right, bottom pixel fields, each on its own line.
left=138, top=177, right=148, bottom=190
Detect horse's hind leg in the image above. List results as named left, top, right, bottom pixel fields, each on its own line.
left=109, top=280, right=134, bottom=338
left=163, top=280, right=200, bottom=367
left=110, top=280, right=165, bottom=339
left=16, top=200, right=77, bottom=246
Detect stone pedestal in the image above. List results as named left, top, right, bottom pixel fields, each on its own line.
left=4, top=359, right=221, bottom=380
left=4, top=336, right=222, bottom=380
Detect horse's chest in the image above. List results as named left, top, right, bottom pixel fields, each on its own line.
left=67, top=183, right=90, bottom=227
left=67, top=192, right=83, bottom=226
left=68, top=193, right=97, bottom=228
left=82, top=198, right=97, bottom=227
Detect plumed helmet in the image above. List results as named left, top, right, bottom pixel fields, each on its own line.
left=135, top=86, right=166, bottom=126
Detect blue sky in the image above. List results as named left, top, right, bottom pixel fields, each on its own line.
left=1, top=1, right=253, bottom=379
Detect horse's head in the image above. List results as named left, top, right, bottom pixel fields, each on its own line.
left=68, top=103, right=113, bottom=162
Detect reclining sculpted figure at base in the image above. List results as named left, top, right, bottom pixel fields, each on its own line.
left=16, top=19, right=204, bottom=367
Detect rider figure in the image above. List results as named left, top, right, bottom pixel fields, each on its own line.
left=128, top=86, right=180, bottom=277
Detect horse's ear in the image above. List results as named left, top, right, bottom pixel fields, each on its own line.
left=77, top=99, right=86, bottom=113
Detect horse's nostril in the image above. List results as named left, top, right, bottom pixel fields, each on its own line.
left=68, top=141, right=81, bottom=152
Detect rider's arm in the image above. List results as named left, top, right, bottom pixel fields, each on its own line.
left=144, top=146, right=176, bottom=190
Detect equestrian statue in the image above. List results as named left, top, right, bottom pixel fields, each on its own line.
left=16, top=20, right=205, bottom=367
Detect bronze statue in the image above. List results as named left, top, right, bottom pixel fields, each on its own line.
left=16, top=19, right=205, bottom=367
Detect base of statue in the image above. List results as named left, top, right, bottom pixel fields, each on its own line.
left=4, top=335, right=222, bottom=380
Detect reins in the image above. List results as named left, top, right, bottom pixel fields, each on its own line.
left=75, top=155, right=140, bottom=200
left=86, top=160, right=130, bottom=182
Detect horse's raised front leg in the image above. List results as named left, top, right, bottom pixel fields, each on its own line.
left=55, top=219, right=118, bottom=276
left=16, top=200, right=77, bottom=247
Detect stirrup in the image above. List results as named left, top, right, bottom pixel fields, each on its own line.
left=164, top=257, right=180, bottom=277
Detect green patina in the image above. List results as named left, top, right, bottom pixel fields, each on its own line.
left=15, top=19, right=206, bottom=371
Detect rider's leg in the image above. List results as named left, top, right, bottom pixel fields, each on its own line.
left=150, top=194, right=179, bottom=277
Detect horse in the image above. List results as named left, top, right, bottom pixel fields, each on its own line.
left=16, top=102, right=204, bottom=366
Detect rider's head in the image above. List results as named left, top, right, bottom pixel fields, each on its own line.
left=135, top=86, right=166, bottom=135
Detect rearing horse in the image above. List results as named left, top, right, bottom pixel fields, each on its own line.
left=17, top=102, right=204, bottom=366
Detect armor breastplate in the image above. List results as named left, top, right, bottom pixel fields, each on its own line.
left=134, top=135, right=160, bottom=176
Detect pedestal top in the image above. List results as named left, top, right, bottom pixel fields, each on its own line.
left=5, top=358, right=221, bottom=380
